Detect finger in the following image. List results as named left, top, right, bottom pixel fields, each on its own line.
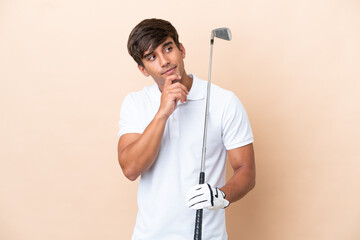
left=186, top=184, right=208, bottom=201
left=166, top=82, right=189, bottom=95
left=167, top=90, right=188, bottom=103
left=166, top=87, right=188, bottom=96
left=164, top=77, right=173, bottom=88
left=188, top=199, right=211, bottom=210
left=166, top=93, right=187, bottom=105
left=187, top=195, right=207, bottom=208
left=186, top=190, right=204, bottom=203
left=164, top=75, right=181, bottom=87
left=177, top=91, right=188, bottom=103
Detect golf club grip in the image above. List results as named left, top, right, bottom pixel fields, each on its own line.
left=194, top=172, right=205, bottom=240
left=194, top=209, right=203, bottom=240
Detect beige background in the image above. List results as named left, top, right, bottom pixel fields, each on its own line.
left=1, top=0, right=359, bottom=239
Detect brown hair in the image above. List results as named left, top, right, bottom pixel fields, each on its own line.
left=127, top=18, right=181, bottom=67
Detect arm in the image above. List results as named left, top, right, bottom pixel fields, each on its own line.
left=117, top=116, right=167, bottom=181
left=220, top=143, right=255, bottom=203
left=117, top=75, right=189, bottom=181
left=186, top=94, right=255, bottom=210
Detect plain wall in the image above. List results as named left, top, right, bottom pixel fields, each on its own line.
left=1, top=0, right=359, bottom=239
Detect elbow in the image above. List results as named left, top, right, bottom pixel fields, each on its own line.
left=118, top=152, right=138, bottom=181
left=119, top=158, right=140, bottom=181
left=118, top=142, right=141, bottom=181
left=120, top=164, right=140, bottom=181
left=249, top=170, right=256, bottom=191
left=249, top=178, right=256, bottom=191
left=123, top=170, right=139, bottom=181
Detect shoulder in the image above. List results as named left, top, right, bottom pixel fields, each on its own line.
left=122, top=84, right=159, bottom=104
left=192, top=74, right=235, bottom=102
left=208, top=82, right=238, bottom=109
left=211, top=82, right=235, bottom=99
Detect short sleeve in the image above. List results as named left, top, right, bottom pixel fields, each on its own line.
left=222, top=93, right=254, bottom=150
left=117, top=94, right=143, bottom=138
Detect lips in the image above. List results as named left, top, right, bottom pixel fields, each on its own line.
left=161, top=66, right=177, bottom=75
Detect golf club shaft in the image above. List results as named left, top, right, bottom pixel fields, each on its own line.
left=201, top=41, right=213, bottom=173
left=194, top=39, right=214, bottom=240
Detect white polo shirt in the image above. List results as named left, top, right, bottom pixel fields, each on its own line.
left=118, top=74, right=253, bottom=240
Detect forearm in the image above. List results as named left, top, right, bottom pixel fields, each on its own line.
left=220, top=165, right=255, bottom=203
left=118, top=113, right=168, bottom=181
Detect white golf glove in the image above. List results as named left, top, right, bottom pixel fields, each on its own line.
left=186, top=183, right=230, bottom=210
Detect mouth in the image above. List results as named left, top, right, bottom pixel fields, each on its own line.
left=161, top=66, right=177, bottom=75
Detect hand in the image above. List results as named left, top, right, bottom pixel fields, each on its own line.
left=157, top=75, right=189, bottom=119
left=186, top=183, right=230, bottom=210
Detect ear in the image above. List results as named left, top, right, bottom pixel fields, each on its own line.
left=138, top=64, right=150, bottom=77
left=179, top=43, right=186, bottom=59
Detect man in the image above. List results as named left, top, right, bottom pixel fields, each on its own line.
left=117, top=18, right=255, bottom=240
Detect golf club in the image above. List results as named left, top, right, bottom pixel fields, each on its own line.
left=194, top=27, right=232, bottom=240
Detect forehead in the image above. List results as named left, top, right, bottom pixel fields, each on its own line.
left=143, top=37, right=174, bottom=56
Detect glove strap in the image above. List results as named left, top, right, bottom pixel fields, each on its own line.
left=207, top=184, right=214, bottom=206
left=217, top=188, right=230, bottom=208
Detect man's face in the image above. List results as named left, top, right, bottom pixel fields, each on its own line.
left=138, top=37, right=186, bottom=87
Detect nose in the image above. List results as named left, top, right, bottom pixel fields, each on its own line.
left=158, top=53, right=170, bottom=67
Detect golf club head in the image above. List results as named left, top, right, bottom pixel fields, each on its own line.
left=211, top=28, right=232, bottom=41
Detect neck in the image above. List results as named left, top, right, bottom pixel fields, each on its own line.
left=181, top=72, right=193, bottom=92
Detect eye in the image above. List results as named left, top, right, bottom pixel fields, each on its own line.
left=148, top=55, right=156, bottom=61
left=165, top=46, right=173, bottom=53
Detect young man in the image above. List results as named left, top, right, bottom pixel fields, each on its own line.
left=118, top=18, right=255, bottom=240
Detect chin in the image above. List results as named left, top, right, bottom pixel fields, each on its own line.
left=153, top=77, right=165, bottom=86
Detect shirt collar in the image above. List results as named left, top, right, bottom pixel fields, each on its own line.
left=187, top=74, right=205, bottom=101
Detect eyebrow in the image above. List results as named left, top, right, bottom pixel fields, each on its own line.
left=143, top=41, right=173, bottom=60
